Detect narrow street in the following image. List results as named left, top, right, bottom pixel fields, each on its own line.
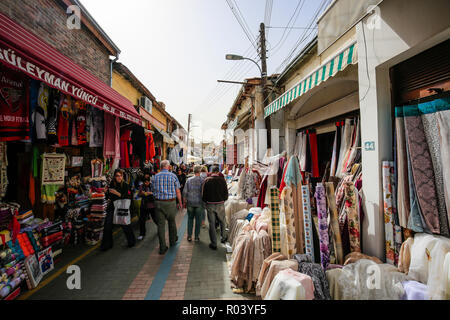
left=24, top=211, right=255, bottom=300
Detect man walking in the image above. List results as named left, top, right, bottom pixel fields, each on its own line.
left=202, top=166, right=228, bottom=250
left=183, top=165, right=205, bottom=242
left=152, top=160, right=182, bottom=254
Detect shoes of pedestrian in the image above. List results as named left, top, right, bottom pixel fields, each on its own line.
left=187, top=236, right=192, bottom=242
left=159, top=247, right=168, bottom=255
left=221, top=237, right=228, bottom=244
left=195, top=237, right=200, bottom=242
left=137, top=235, right=144, bottom=241
left=209, top=243, right=217, bottom=250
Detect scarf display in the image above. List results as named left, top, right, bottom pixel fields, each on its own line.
left=41, top=153, right=65, bottom=186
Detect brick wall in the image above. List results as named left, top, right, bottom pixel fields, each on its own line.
left=0, top=0, right=111, bottom=84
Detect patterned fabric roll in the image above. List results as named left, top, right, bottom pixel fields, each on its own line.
left=280, top=186, right=297, bottom=258
left=382, top=161, right=396, bottom=265
left=344, top=182, right=360, bottom=253
left=270, top=187, right=281, bottom=253
left=314, top=183, right=329, bottom=270
left=404, top=114, right=440, bottom=233
left=301, top=184, right=315, bottom=262
left=325, top=182, right=344, bottom=265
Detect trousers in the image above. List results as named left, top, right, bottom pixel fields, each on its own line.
left=101, top=202, right=136, bottom=250
left=205, top=203, right=227, bottom=247
left=155, top=200, right=178, bottom=250
left=187, top=206, right=203, bottom=238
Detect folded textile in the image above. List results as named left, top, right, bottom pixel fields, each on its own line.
left=265, top=268, right=314, bottom=300
left=401, top=281, right=428, bottom=300
left=294, top=254, right=331, bottom=300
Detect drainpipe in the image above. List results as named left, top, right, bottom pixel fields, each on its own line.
left=109, top=54, right=119, bottom=86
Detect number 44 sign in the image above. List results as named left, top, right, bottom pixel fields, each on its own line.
left=364, top=141, right=375, bottom=151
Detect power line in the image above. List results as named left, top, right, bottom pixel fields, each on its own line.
left=269, top=0, right=305, bottom=55
left=225, top=0, right=258, bottom=51
left=267, top=26, right=317, bottom=29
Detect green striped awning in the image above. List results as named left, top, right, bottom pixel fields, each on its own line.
left=264, top=42, right=358, bottom=118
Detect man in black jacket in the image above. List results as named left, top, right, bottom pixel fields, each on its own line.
left=201, top=166, right=228, bottom=250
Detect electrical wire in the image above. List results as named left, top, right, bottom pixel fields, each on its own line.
left=225, top=0, right=258, bottom=51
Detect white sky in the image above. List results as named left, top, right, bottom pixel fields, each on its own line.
left=81, top=0, right=327, bottom=143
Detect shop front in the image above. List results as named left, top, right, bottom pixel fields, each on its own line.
left=0, top=12, right=140, bottom=299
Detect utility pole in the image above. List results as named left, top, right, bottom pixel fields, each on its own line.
left=187, top=113, right=192, bottom=156
left=259, top=22, right=271, bottom=149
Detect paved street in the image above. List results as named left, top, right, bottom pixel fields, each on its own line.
left=25, top=210, right=256, bottom=300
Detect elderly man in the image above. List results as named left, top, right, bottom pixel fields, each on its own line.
left=202, top=166, right=228, bottom=250
left=183, top=165, right=205, bottom=242
left=152, top=160, right=182, bottom=254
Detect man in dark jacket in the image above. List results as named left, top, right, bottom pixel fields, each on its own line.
left=201, top=166, right=228, bottom=250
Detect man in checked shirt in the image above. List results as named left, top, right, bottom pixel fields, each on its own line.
left=152, top=160, right=183, bottom=254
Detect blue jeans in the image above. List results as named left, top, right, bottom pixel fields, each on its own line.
left=187, top=206, right=203, bottom=238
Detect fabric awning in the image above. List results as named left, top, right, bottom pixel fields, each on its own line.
left=0, top=12, right=141, bottom=124
left=154, top=127, right=174, bottom=144
left=264, top=42, right=357, bottom=118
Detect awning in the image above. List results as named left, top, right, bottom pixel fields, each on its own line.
left=264, top=42, right=357, bottom=118
left=0, top=13, right=141, bottom=124
left=139, top=107, right=166, bottom=131
left=154, top=127, right=174, bottom=144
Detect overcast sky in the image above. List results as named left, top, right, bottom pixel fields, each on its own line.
left=81, top=0, right=328, bottom=143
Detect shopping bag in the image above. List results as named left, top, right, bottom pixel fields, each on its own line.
left=113, top=199, right=131, bottom=225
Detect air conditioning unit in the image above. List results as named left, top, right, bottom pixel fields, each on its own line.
left=139, top=96, right=152, bottom=114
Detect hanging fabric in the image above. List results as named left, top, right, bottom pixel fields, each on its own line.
left=325, top=182, right=344, bottom=265
left=301, top=184, right=315, bottom=262
left=382, top=161, right=396, bottom=265
left=314, top=183, right=330, bottom=270
left=269, top=187, right=281, bottom=253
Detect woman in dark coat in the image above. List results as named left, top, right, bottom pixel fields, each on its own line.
left=101, top=169, right=136, bottom=251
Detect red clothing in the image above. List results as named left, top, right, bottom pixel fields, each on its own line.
left=309, top=132, right=319, bottom=178
left=120, top=129, right=131, bottom=168
left=146, top=132, right=156, bottom=161
left=0, top=65, right=29, bottom=141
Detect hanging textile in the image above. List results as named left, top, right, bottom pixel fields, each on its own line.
left=402, top=107, right=440, bottom=234
left=41, top=153, right=66, bottom=185
left=436, top=109, right=450, bottom=222
left=301, top=184, right=315, bottom=262
left=89, top=107, right=104, bottom=147
left=314, top=183, right=330, bottom=270
left=120, top=129, right=131, bottom=168
left=75, top=101, right=87, bottom=145
left=270, top=187, right=281, bottom=253
left=325, top=182, right=344, bottom=265
left=0, top=142, right=7, bottom=199
left=382, top=161, right=396, bottom=265
left=57, top=95, right=70, bottom=147
left=0, top=65, right=30, bottom=142
left=280, top=186, right=296, bottom=259
left=343, top=182, right=361, bottom=253
left=309, top=131, right=320, bottom=178
left=103, top=113, right=115, bottom=158
left=46, top=88, right=59, bottom=145
left=146, top=132, right=156, bottom=162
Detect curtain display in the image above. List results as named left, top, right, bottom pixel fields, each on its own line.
left=394, top=98, right=450, bottom=237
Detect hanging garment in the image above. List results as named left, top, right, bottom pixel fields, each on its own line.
left=344, top=118, right=360, bottom=173
left=299, top=132, right=307, bottom=171
left=395, top=116, right=411, bottom=228
left=146, top=132, right=156, bottom=161
left=75, top=101, right=87, bottom=145
left=382, top=161, right=396, bottom=265
left=270, top=187, right=281, bottom=253
left=89, top=107, right=104, bottom=147
left=301, top=184, right=314, bottom=262
left=46, top=89, right=59, bottom=145
left=278, top=157, right=289, bottom=195
left=293, top=254, right=331, bottom=300
left=120, top=129, right=132, bottom=168
left=314, top=183, right=330, bottom=270
left=280, top=186, right=296, bottom=259
left=335, top=119, right=352, bottom=178
left=28, top=79, right=40, bottom=143
left=257, top=175, right=268, bottom=209
left=403, top=108, right=440, bottom=234
left=34, top=82, right=49, bottom=141
left=57, top=95, right=70, bottom=146
left=0, top=65, right=30, bottom=142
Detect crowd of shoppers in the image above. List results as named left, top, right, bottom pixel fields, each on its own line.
left=102, top=161, right=229, bottom=255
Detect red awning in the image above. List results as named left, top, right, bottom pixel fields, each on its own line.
left=0, top=12, right=141, bottom=124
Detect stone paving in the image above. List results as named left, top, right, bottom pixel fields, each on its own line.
left=25, top=209, right=257, bottom=300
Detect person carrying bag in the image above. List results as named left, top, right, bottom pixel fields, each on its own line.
left=100, top=169, right=136, bottom=251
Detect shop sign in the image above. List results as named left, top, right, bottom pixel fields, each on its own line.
left=0, top=46, right=141, bottom=124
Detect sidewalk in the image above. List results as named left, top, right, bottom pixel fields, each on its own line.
left=25, top=209, right=257, bottom=300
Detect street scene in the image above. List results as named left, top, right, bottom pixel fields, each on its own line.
left=0, top=0, right=449, bottom=304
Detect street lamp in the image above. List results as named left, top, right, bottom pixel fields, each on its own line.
left=225, top=54, right=264, bottom=77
